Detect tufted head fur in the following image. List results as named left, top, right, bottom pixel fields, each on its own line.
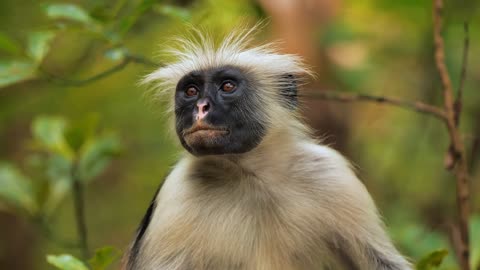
left=143, top=26, right=313, bottom=156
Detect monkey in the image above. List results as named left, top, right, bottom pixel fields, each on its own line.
left=124, top=27, right=412, bottom=270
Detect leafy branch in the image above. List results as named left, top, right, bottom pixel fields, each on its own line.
left=42, top=53, right=157, bottom=87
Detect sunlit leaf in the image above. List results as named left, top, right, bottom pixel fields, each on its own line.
left=0, top=32, right=21, bottom=55
left=416, top=249, right=448, bottom=270
left=89, top=246, right=121, bottom=270
left=0, top=60, right=37, bottom=88
left=154, top=4, right=191, bottom=21
left=43, top=3, right=94, bottom=25
left=27, top=31, right=56, bottom=64
left=77, top=133, right=121, bottom=182
left=32, top=116, right=74, bottom=160
left=47, top=254, right=89, bottom=270
left=104, top=47, right=127, bottom=61
left=0, top=163, right=38, bottom=215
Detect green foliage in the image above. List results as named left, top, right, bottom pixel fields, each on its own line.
left=0, top=32, right=21, bottom=55
left=47, top=246, right=120, bottom=270
left=88, top=246, right=121, bottom=270
left=0, top=30, right=55, bottom=88
left=0, top=163, right=38, bottom=215
left=153, top=4, right=191, bottom=22
left=0, top=60, right=37, bottom=88
left=104, top=47, right=128, bottom=61
left=47, top=254, right=89, bottom=270
left=77, top=133, right=121, bottom=182
left=116, top=0, right=157, bottom=38
left=43, top=3, right=95, bottom=25
left=416, top=249, right=449, bottom=270
left=0, top=1, right=479, bottom=269
left=27, top=31, right=56, bottom=64
left=0, top=115, right=121, bottom=218
left=32, top=116, right=75, bottom=160
left=471, top=215, right=480, bottom=269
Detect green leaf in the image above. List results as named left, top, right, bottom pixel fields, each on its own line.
left=64, top=114, right=100, bottom=153
left=104, top=48, right=127, bottom=61
left=43, top=176, right=71, bottom=216
left=416, top=249, right=449, bottom=270
left=27, top=31, right=56, bottom=64
left=154, top=4, right=191, bottom=21
left=77, top=133, right=121, bottom=182
left=117, top=0, right=156, bottom=37
left=32, top=116, right=74, bottom=160
left=0, top=60, right=37, bottom=88
left=0, top=163, right=38, bottom=215
left=43, top=3, right=94, bottom=25
left=0, top=32, right=21, bottom=55
left=89, top=246, right=121, bottom=270
left=471, top=215, right=480, bottom=269
left=42, top=154, right=72, bottom=215
left=47, top=254, right=89, bottom=270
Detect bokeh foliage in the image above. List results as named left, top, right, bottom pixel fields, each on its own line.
left=0, top=0, right=479, bottom=269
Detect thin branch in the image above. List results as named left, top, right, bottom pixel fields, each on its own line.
left=71, top=165, right=89, bottom=261
left=43, top=54, right=158, bottom=87
left=455, top=22, right=470, bottom=126
left=433, top=1, right=470, bottom=269
left=126, top=53, right=159, bottom=67
left=300, top=91, right=447, bottom=120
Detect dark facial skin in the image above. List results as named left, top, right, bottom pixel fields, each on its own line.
left=175, top=66, right=268, bottom=156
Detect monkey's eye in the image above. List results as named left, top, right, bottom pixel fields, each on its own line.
left=185, top=86, right=198, bottom=97
left=221, top=81, right=236, bottom=92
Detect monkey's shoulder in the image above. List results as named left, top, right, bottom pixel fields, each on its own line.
left=291, top=142, right=357, bottom=181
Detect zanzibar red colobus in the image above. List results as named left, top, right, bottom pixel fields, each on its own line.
left=123, top=27, right=412, bottom=270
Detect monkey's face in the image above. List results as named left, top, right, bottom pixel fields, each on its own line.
left=174, top=66, right=268, bottom=156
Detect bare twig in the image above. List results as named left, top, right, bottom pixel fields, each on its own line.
left=300, top=91, right=447, bottom=120
left=433, top=1, right=470, bottom=269
left=71, top=165, right=89, bottom=261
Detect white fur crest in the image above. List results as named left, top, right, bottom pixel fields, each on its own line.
left=142, top=26, right=312, bottom=106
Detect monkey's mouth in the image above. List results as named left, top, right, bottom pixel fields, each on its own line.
left=184, top=123, right=229, bottom=141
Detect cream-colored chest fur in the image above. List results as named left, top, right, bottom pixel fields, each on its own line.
left=136, top=140, right=376, bottom=270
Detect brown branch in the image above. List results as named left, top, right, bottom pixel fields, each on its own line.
left=455, top=22, right=470, bottom=126
left=433, top=1, right=470, bottom=269
left=300, top=91, right=447, bottom=120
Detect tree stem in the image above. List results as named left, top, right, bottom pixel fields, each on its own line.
left=433, top=0, right=470, bottom=269
left=72, top=167, right=89, bottom=261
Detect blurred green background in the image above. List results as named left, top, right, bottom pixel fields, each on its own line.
left=0, top=0, right=479, bottom=269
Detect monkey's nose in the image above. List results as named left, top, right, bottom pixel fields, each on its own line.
left=196, top=98, right=211, bottom=121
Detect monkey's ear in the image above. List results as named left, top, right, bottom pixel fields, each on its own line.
left=279, top=74, right=298, bottom=110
